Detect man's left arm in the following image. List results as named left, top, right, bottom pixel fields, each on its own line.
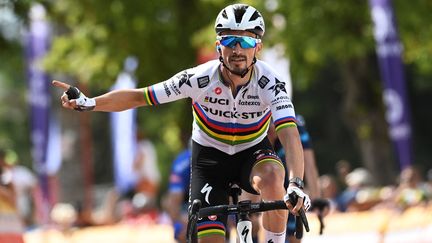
left=277, top=126, right=310, bottom=213
left=277, top=126, right=304, bottom=181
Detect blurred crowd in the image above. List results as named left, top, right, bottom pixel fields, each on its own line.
left=1, top=143, right=432, bottom=242
left=320, top=159, right=432, bottom=214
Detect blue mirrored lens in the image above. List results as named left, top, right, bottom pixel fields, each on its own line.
left=220, top=36, right=257, bottom=49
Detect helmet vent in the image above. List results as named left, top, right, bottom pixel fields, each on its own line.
left=234, top=6, right=247, bottom=23
left=221, top=10, right=228, bottom=19
left=249, top=11, right=260, bottom=21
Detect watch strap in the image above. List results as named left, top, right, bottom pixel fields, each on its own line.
left=289, top=177, right=305, bottom=189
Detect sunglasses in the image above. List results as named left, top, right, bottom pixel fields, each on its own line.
left=217, top=35, right=261, bottom=49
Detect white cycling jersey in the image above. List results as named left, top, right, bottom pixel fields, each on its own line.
left=143, top=59, right=297, bottom=155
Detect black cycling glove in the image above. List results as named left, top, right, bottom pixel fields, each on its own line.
left=65, top=86, right=95, bottom=111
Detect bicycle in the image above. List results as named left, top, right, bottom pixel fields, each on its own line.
left=186, top=185, right=310, bottom=243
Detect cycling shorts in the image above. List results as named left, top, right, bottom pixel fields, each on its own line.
left=189, top=138, right=281, bottom=238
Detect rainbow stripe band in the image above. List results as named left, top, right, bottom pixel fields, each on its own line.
left=192, top=103, right=271, bottom=145
left=197, top=221, right=226, bottom=238
left=274, top=116, right=297, bottom=132
left=143, top=86, right=159, bottom=106
left=253, top=156, right=284, bottom=170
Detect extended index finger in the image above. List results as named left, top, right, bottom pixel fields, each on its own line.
left=52, top=80, right=71, bottom=90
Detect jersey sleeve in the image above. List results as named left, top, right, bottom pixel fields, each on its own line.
left=142, top=69, right=195, bottom=105
left=259, top=75, right=297, bottom=132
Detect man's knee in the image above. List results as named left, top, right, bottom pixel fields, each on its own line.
left=252, top=163, right=285, bottom=194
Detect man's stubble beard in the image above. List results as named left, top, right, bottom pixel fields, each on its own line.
left=228, top=55, right=248, bottom=76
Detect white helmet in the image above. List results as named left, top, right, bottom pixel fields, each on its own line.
left=215, top=4, right=265, bottom=38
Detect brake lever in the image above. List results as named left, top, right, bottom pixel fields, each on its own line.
left=310, top=198, right=329, bottom=235
left=288, top=193, right=310, bottom=234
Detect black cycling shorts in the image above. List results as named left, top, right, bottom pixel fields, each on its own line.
left=189, top=138, right=283, bottom=238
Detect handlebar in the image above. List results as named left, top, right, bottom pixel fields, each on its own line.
left=198, top=199, right=309, bottom=235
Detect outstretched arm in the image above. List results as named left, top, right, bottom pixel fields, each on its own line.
left=52, top=80, right=148, bottom=112
left=92, top=88, right=147, bottom=112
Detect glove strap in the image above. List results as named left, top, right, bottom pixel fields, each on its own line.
left=65, top=86, right=95, bottom=111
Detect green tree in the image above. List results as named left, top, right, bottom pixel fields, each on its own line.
left=257, top=0, right=432, bottom=184
left=2, top=0, right=431, bottom=195
left=0, top=1, right=33, bottom=166
left=39, top=0, right=225, bottom=195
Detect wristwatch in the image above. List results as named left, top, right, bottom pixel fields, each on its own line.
left=289, top=177, right=305, bottom=189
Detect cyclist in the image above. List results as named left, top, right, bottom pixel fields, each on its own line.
left=53, top=4, right=311, bottom=243
left=162, top=143, right=191, bottom=243
left=163, top=117, right=316, bottom=243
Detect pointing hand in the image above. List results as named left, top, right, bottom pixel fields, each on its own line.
left=52, top=80, right=95, bottom=111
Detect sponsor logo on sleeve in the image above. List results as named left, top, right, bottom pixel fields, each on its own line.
left=268, top=78, right=287, bottom=96
left=258, top=76, right=270, bottom=89
left=163, top=82, right=171, bottom=97
left=276, top=104, right=293, bottom=110
left=177, top=71, right=194, bottom=88
left=197, top=76, right=210, bottom=88
left=271, top=96, right=292, bottom=106
left=169, top=79, right=181, bottom=95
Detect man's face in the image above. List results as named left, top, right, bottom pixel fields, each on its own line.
left=218, top=30, right=262, bottom=75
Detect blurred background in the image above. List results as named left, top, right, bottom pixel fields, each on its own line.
left=0, top=0, right=431, bottom=242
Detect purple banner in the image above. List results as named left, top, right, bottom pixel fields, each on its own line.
left=369, top=0, right=412, bottom=169
left=26, top=4, right=52, bottom=222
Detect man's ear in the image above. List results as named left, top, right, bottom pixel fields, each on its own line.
left=256, top=42, right=263, bottom=52
left=215, top=41, right=221, bottom=52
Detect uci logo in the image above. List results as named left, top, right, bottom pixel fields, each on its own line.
left=204, top=96, right=229, bottom=105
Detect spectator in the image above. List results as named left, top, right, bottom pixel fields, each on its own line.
left=337, top=167, right=381, bottom=212
left=0, top=148, right=25, bottom=243
left=73, top=201, right=95, bottom=228
left=426, top=168, right=432, bottom=201
left=50, top=203, right=77, bottom=233
left=3, top=150, right=38, bottom=229
left=391, top=165, right=428, bottom=210
left=318, top=174, right=341, bottom=213
left=161, top=139, right=191, bottom=243
left=133, top=131, right=161, bottom=210
left=335, top=159, right=352, bottom=191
